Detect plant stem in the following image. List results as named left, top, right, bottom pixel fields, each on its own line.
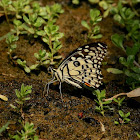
left=134, top=60, right=140, bottom=68
left=3, top=6, right=10, bottom=25
left=49, top=36, right=54, bottom=63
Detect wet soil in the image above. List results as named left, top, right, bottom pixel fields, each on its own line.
left=0, top=0, right=140, bottom=140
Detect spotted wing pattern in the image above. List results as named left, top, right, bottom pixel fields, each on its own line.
left=56, top=42, right=107, bottom=89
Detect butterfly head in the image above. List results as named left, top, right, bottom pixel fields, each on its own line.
left=48, top=66, right=56, bottom=75
left=48, top=66, right=61, bottom=82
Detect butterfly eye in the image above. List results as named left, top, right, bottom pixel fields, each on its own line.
left=73, top=61, right=80, bottom=67
left=48, top=67, right=52, bottom=73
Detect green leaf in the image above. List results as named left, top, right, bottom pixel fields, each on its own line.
left=90, top=9, right=100, bottom=21
left=119, top=57, right=127, bottom=67
left=99, top=1, right=108, bottom=10
left=119, top=110, right=124, bottom=117
left=131, top=67, right=140, bottom=74
left=17, top=59, right=26, bottom=67
left=81, top=20, right=90, bottom=30
left=36, top=30, right=46, bottom=36
left=88, top=0, right=99, bottom=4
left=103, top=9, right=110, bottom=18
left=53, top=55, right=62, bottom=59
left=102, top=100, right=112, bottom=105
left=126, top=42, right=140, bottom=56
left=30, top=64, right=38, bottom=70
left=42, top=60, right=50, bottom=65
left=29, top=13, right=37, bottom=23
left=10, top=104, right=17, bottom=109
left=23, top=97, right=30, bottom=101
left=114, top=121, right=119, bottom=125
left=111, top=34, right=125, bottom=51
left=127, top=55, right=135, bottom=65
left=33, top=17, right=45, bottom=27
left=107, top=68, right=123, bottom=74
left=24, top=66, right=30, bottom=73
left=114, top=14, right=123, bottom=24
left=125, top=112, right=130, bottom=118
left=92, top=34, right=102, bottom=39
left=0, top=121, right=10, bottom=134
left=23, top=15, right=30, bottom=25
left=13, top=19, right=22, bottom=26
left=72, top=0, right=79, bottom=4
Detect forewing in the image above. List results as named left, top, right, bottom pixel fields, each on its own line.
left=57, top=42, right=107, bottom=88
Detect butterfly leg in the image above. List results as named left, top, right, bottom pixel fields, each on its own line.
left=59, top=82, right=63, bottom=100
left=43, top=77, right=57, bottom=97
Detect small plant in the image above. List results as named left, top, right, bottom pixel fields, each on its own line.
left=110, top=0, right=140, bottom=41
left=94, top=89, right=112, bottom=116
left=107, top=34, right=140, bottom=89
left=114, top=110, right=131, bottom=125
left=81, top=9, right=102, bottom=39
left=42, top=22, right=64, bottom=65
left=12, top=122, right=38, bottom=140
left=113, top=97, right=125, bottom=108
left=6, top=34, right=18, bottom=58
left=10, top=83, right=32, bottom=119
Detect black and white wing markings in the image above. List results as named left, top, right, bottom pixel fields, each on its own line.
left=57, top=42, right=107, bottom=89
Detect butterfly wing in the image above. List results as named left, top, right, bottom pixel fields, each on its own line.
left=56, top=42, right=107, bottom=89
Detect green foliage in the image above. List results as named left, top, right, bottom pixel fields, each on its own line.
left=0, top=121, right=10, bottom=134
left=107, top=34, right=140, bottom=88
left=30, top=50, right=50, bottom=70
left=8, top=0, right=33, bottom=19
left=6, top=34, right=18, bottom=56
left=0, top=1, right=64, bottom=73
left=12, top=122, right=38, bottom=140
left=113, top=97, right=125, bottom=108
left=114, top=110, right=131, bottom=125
left=110, top=0, right=140, bottom=41
left=81, top=9, right=102, bottom=39
left=21, top=13, right=45, bottom=38
left=10, top=83, right=32, bottom=111
left=72, top=0, right=113, bottom=18
left=93, top=89, right=112, bottom=116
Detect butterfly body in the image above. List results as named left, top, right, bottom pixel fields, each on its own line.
left=44, top=42, right=107, bottom=97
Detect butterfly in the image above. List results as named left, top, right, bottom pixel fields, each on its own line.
left=43, top=42, right=107, bottom=98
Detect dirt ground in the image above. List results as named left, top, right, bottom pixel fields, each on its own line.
left=0, top=0, right=140, bottom=140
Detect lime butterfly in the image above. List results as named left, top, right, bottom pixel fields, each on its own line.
left=44, top=42, right=107, bottom=98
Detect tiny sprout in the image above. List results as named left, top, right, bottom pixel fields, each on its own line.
left=10, top=83, right=32, bottom=119
left=12, top=122, right=38, bottom=140
left=114, top=110, right=131, bottom=125
left=113, top=97, right=125, bottom=107
left=94, top=89, right=113, bottom=116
